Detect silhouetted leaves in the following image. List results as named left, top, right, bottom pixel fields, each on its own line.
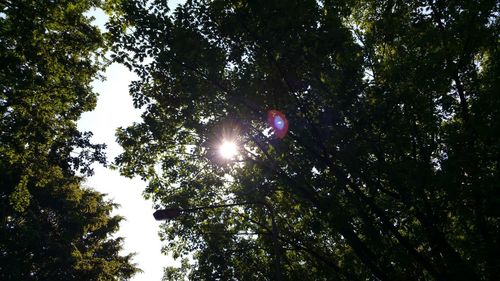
left=112, top=0, right=499, bottom=280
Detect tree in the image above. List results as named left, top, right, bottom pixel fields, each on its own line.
left=0, top=0, right=139, bottom=279
left=110, top=0, right=499, bottom=280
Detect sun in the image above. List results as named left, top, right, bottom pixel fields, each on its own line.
left=219, top=140, right=238, bottom=159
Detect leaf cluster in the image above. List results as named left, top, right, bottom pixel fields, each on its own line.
left=0, top=0, right=139, bottom=279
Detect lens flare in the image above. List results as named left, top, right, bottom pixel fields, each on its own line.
left=273, top=115, right=285, bottom=130
left=219, top=140, right=238, bottom=159
left=267, top=110, right=289, bottom=139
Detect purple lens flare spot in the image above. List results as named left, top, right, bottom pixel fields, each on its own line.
left=267, top=109, right=289, bottom=139
left=274, top=116, right=284, bottom=130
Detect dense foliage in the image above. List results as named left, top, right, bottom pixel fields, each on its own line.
left=110, top=0, right=499, bottom=280
left=0, top=0, right=138, bottom=280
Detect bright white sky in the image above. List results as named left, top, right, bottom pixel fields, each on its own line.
left=78, top=2, right=185, bottom=280
left=78, top=62, right=174, bottom=281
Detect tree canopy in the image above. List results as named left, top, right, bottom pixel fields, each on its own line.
left=0, top=0, right=138, bottom=279
left=110, top=0, right=499, bottom=280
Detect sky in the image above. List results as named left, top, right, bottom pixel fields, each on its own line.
left=78, top=62, right=174, bottom=281
left=77, top=2, right=185, bottom=280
